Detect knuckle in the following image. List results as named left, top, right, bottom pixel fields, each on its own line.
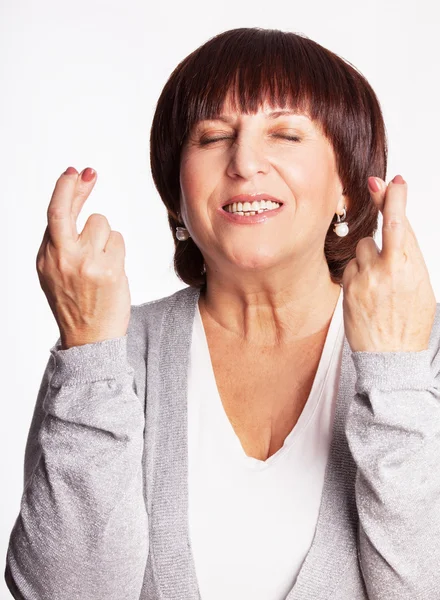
left=47, top=205, right=65, bottom=221
left=367, top=270, right=380, bottom=288
left=79, top=260, right=118, bottom=284
left=356, top=237, right=369, bottom=248
left=355, top=239, right=367, bottom=254
left=105, top=267, right=120, bottom=284
left=78, top=258, right=97, bottom=280
left=347, top=257, right=357, bottom=270
left=87, top=213, right=110, bottom=229
left=108, top=230, right=126, bottom=253
left=383, top=218, right=404, bottom=231
left=110, top=230, right=124, bottom=244
left=36, top=255, right=45, bottom=273
left=342, top=259, right=356, bottom=283
left=89, top=212, right=108, bottom=223
left=356, top=236, right=376, bottom=252
left=55, top=253, right=73, bottom=274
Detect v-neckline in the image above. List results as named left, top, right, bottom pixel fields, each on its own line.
left=193, top=290, right=344, bottom=470
left=146, top=286, right=360, bottom=600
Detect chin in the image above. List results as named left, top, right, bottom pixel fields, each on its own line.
left=228, top=250, right=284, bottom=272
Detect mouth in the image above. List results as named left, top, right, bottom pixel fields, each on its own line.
left=222, top=194, right=284, bottom=216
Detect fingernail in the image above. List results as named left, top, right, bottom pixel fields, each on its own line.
left=368, top=176, right=380, bottom=193
left=81, top=168, right=96, bottom=182
left=392, top=174, right=406, bottom=184
left=64, top=166, right=77, bottom=175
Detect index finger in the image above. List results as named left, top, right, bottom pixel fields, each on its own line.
left=381, top=175, right=408, bottom=261
left=46, top=167, right=80, bottom=247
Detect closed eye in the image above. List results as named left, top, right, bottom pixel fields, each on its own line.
left=199, top=135, right=301, bottom=146
left=273, top=135, right=301, bottom=142
left=199, top=137, right=232, bottom=145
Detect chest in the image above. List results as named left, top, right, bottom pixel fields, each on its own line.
left=203, top=332, right=327, bottom=461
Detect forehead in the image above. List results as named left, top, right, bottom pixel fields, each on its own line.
left=201, top=108, right=312, bottom=124
left=215, top=91, right=313, bottom=121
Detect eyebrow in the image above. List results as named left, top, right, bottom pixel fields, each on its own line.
left=203, top=110, right=310, bottom=124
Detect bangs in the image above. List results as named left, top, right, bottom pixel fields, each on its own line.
left=172, top=28, right=359, bottom=144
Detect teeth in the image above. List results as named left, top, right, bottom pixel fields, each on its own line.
left=224, top=199, right=281, bottom=214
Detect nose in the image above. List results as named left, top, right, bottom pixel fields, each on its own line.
left=226, top=135, right=270, bottom=180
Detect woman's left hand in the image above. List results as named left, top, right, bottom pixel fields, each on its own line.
left=342, top=174, right=437, bottom=353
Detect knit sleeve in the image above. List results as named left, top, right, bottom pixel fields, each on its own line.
left=345, top=347, right=440, bottom=600
left=4, top=336, right=149, bottom=600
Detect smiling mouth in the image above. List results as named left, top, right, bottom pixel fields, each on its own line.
left=223, top=199, right=282, bottom=215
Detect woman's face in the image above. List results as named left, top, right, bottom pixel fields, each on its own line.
left=179, top=94, right=348, bottom=276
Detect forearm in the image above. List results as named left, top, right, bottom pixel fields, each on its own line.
left=346, top=349, right=440, bottom=600
left=5, top=336, right=148, bottom=600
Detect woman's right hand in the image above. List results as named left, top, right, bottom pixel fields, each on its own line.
left=36, top=166, right=131, bottom=350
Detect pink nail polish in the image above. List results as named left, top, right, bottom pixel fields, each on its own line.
left=368, top=177, right=380, bottom=192
left=392, top=174, right=406, bottom=184
left=64, top=166, right=77, bottom=175
left=81, top=168, right=96, bottom=182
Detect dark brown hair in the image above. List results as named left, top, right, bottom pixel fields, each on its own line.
left=150, top=27, right=387, bottom=289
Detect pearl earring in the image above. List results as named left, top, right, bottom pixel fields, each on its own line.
left=175, top=211, right=191, bottom=241
left=333, top=207, right=349, bottom=237
left=176, top=226, right=190, bottom=241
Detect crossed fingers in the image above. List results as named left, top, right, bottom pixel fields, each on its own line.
left=356, top=175, right=421, bottom=267
left=46, top=166, right=97, bottom=248
left=371, top=174, right=420, bottom=251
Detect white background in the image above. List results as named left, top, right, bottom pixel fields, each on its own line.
left=1, top=0, right=439, bottom=597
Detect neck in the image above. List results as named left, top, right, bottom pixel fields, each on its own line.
left=199, top=257, right=342, bottom=348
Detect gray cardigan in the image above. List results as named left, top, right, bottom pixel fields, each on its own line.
left=4, top=285, right=440, bottom=599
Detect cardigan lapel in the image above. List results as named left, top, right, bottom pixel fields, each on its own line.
left=146, top=285, right=361, bottom=600
left=145, top=286, right=202, bottom=600
left=285, top=334, right=362, bottom=599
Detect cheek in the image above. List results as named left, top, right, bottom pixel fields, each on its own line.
left=180, top=154, right=214, bottom=202
left=179, top=163, right=208, bottom=235
left=179, top=156, right=197, bottom=197
left=180, top=153, right=224, bottom=226
left=179, top=161, right=200, bottom=223
left=286, top=154, right=338, bottom=214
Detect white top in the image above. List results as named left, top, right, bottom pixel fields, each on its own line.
left=187, top=289, right=345, bottom=600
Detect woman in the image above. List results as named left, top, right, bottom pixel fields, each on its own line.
left=5, top=27, right=440, bottom=600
